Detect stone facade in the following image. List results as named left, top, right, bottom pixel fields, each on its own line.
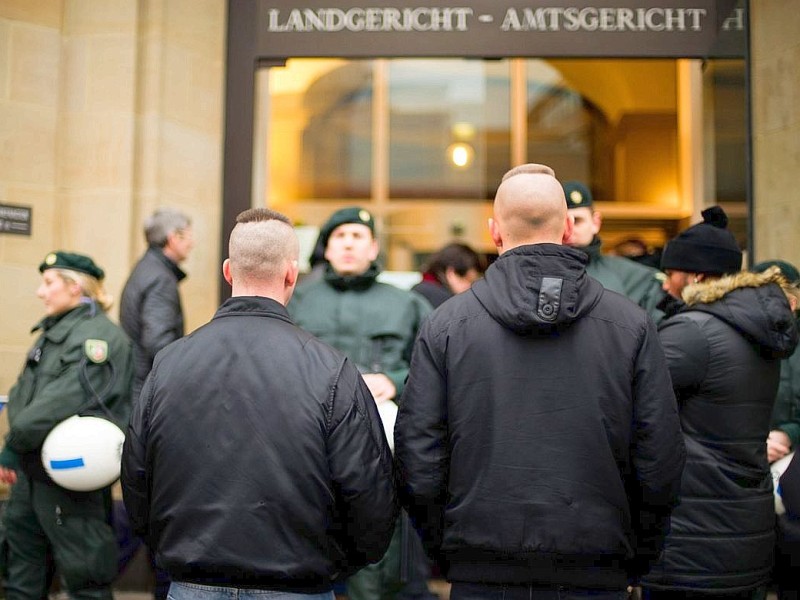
left=0, top=0, right=225, bottom=395
left=751, top=2, right=800, bottom=267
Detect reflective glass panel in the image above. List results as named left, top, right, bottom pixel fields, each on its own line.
left=268, top=58, right=372, bottom=201
left=388, top=59, right=511, bottom=199
left=531, top=59, right=678, bottom=205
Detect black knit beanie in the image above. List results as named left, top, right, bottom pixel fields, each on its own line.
left=660, top=206, right=742, bottom=275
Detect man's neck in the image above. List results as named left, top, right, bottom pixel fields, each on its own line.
left=231, top=284, right=287, bottom=306
left=161, top=246, right=181, bottom=265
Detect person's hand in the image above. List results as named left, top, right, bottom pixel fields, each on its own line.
left=0, top=466, right=18, bottom=486
left=768, top=430, right=792, bottom=463
left=361, top=373, right=397, bottom=403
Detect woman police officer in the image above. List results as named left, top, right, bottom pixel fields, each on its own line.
left=0, top=251, right=133, bottom=600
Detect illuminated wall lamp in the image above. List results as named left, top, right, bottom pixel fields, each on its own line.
left=447, top=142, right=475, bottom=169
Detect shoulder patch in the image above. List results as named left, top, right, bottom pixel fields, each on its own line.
left=84, top=339, right=109, bottom=364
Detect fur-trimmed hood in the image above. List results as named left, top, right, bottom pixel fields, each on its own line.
left=682, top=266, right=786, bottom=305
left=679, top=266, right=798, bottom=358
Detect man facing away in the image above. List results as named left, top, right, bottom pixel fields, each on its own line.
left=120, top=207, right=193, bottom=402
left=121, top=207, right=397, bottom=600
left=395, top=164, right=686, bottom=600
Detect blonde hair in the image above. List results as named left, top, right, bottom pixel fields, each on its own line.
left=229, top=208, right=298, bottom=283
left=54, top=268, right=113, bottom=312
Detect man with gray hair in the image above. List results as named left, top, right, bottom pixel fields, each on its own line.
left=121, top=208, right=194, bottom=401
left=119, top=207, right=194, bottom=598
left=122, top=207, right=397, bottom=600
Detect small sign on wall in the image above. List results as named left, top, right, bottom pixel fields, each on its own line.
left=0, top=204, right=32, bottom=236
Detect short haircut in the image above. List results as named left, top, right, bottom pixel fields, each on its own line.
left=229, top=208, right=298, bottom=282
left=501, top=163, right=556, bottom=182
left=144, top=208, right=191, bottom=248
left=424, top=243, right=485, bottom=280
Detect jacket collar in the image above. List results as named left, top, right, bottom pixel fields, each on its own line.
left=147, top=246, right=187, bottom=281
left=33, top=302, right=95, bottom=343
left=574, top=236, right=602, bottom=261
left=212, top=296, right=293, bottom=325
left=323, top=262, right=380, bottom=291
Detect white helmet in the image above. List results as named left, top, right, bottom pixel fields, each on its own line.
left=41, top=415, right=125, bottom=492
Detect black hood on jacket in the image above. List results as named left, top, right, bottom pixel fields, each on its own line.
left=680, top=269, right=798, bottom=359
left=471, top=244, right=605, bottom=335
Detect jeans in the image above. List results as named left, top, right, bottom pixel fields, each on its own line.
left=450, top=582, right=627, bottom=600
left=167, top=581, right=335, bottom=600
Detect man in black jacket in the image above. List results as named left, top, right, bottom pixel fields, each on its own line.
left=121, top=207, right=397, bottom=600
left=395, top=163, right=686, bottom=600
left=118, top=207, right=193, bottom=597
left=120, top=207, right=193, bottom=402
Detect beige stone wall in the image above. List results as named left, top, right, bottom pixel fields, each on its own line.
left=751, top=2, right=800, bottom=267
left=0, top=0, right=226, bottom=397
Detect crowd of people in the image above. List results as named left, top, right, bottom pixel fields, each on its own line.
left=1, top=165, right=799, bottom=600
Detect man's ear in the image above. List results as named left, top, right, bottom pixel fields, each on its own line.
left=285, top=260, right=299, bottom=289
left=222, top=259, right=233, bottom=286
left=284, top=260, right=300, bottom=305
left=561, top=212, right=575, bottom=245
left=368, top=238, right=379, bottom=262
left=488, top=218, right=503, bottom=251
left=591, top=210, right=603, bottom=236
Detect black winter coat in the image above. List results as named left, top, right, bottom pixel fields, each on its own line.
left=121, top=296, right=397, bottom=592
left=120, top=247, right=186, bottom=400
left=643, top=269, right=799, bottom=594
left=395, top=244, right=686, bottom=590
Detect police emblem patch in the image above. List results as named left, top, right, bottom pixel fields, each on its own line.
left=569, top=190, right=583, bottom=205
left=359, top=209, right=371, bottom=223
left=45, top=253, right=58, bottom=265
left=84, top=339, right=108, bottom=364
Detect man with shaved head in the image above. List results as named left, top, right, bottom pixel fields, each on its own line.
left=395, top=165, right=686, bottom=600
left=122, top=207, right=397, bottom=600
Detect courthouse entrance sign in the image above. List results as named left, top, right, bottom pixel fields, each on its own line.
left=257, top=2, right=743, bottom=58
left=221, top=0, right=746, bottom=298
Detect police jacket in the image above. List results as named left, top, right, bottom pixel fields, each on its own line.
left=0, top=302, right=134, bottom=482
left=395, top=244, right=685, bottom=590
left=120, top=247, right=186, bottom=399
left=121, top=296, right=397, bottom=592
left=642, top=269, right=799, bottom=594
left=581, top=237, right=667, bottom=324
left=289, top=263, right=432, bottom=397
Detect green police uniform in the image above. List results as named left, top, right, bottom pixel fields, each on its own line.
left=290, top=263, right=431, bottom=398
left=0, top=254, right=133, bottom=600
left=563, top=181, right=667, bottom=324
left=290, top=261, right=431, bottom=600
left=581, top=236, right=667, bottom=324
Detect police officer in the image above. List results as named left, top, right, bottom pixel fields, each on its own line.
left=0, top=251, right=134, bottom=600
left=562, top=180, right=668, bottom=323
left=289, top=207, right=433, bottom=600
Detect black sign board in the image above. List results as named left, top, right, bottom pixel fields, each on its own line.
left=0, top=204, right=32, bottom=236
left=256, top=0, right=744, bottom=59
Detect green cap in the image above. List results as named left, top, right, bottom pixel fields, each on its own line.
left=39, top=251, right=105, bottom=280
left=753, top=260, right=800, bottom=285
left=319, top=207, right=375, bottom=248
left=563, top=181, right=593, bottom=209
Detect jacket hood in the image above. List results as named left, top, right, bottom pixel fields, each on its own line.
left=471, top=244, right=604, bottom=335
left=682, top=267, right=798, bottom=358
